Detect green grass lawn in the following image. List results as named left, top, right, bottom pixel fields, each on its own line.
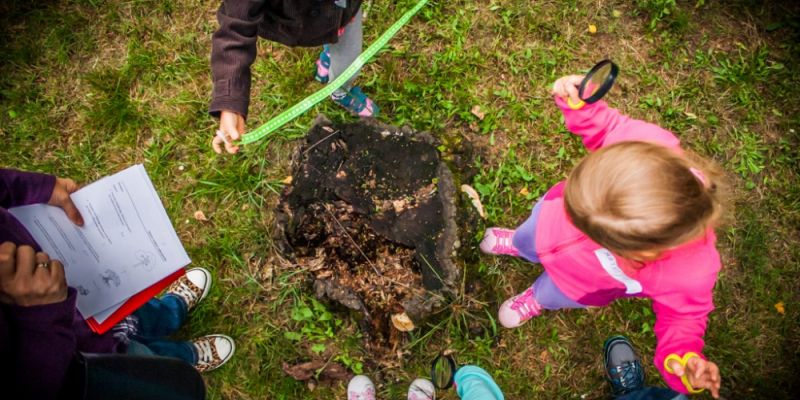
left=1, top=0, right=798, bottom=398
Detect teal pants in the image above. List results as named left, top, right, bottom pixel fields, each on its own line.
left=454, top=366, right=504, bottom=400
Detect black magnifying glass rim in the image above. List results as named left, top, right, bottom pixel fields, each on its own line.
left=579, top=59, right=619, bottom=104
left=430, top=354, right=457, bottom=390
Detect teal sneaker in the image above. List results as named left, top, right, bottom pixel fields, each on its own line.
left=314, top=45, right=331, bottom=84
left=332, top=86, right=379, bottom=117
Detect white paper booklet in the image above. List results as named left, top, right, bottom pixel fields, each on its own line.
left=9, top=164, right=190, bottom=318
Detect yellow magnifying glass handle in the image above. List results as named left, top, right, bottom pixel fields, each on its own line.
left=567, top=97, right=586, bottom=110
left=664, top=353, right=705, bottom=394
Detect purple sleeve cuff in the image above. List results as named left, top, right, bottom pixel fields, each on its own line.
left=0, top=169, right=56, bottom=208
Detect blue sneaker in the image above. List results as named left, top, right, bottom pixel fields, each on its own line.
left=315, top=45, right=331, bottom=84
left=332, top=86, right=379, bottom=117
left=604, top=336, right=646, bottom=396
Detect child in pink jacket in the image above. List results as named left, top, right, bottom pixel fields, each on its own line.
left=480, top=74, right=724, bottom=397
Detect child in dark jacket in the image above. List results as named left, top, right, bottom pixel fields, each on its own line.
left=210, top=0, right=377, bottom=154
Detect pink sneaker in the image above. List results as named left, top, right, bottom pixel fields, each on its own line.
left=498, top=287, right=542, bottom=328
left=348, top=375, right=376, bottom=400
left=480, top=227, right=520, bottom=256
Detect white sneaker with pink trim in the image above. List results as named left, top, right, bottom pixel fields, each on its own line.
left=479, top=227, right=520, bottom=257
left=407, top=378, right=435, bottom=400
left=498, top=287, right=542, bottom=328
left=348, top=375, right=376, bottom=400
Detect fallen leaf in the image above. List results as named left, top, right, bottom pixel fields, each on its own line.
left=391, top=199, right=409, bottom=213
left=519, top=187, right=530, bottom=196
left=775, top=302, right=785, bottom=315
left=588, top=24, right=597, bottom=34
left=282, top=360, right=353, bottom=382
left=460, top=184, right=486, bottom=219
left=193, top=210, right=208, bottom=221
left=391, top=312, right=416, bottom=332
left=471, top=105, right=486, bottom=120
left=539, top=349, right=550, bottom=361
left=282, top=176, right=293, bottom=185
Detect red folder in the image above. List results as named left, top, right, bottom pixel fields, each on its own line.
left=85, top=268, right=186, bottom=334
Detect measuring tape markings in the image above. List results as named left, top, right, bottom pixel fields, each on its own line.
left=239, top=0, right=430, bottom=145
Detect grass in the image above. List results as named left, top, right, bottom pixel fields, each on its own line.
left=1, top=0, right=799, bottom=398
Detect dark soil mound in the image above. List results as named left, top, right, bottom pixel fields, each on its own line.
left=276, top=116, right=462, bottom=347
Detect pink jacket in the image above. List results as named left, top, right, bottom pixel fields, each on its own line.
left=535, top=97, right=722, bottom=393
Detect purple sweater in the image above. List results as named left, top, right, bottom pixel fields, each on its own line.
left=0, top=169, right=124, bottom=398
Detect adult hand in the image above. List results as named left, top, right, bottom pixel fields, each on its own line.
left=48, top=177, right=84, bottom=226
left=0, top=242, right=68, bottom=307
left=551, top=75, right=584, bottom=105
left=212, top=110, right=245, bottom=154
left=668, top=356, right=722, bottom=398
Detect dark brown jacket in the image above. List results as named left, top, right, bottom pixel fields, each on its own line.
left=210, top=0, right=362, bottom=118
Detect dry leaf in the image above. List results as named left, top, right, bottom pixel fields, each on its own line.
left=519, top=187, right=530, bottom=196
left=775, top=302, right=785, bottom=315
left=588, top=24, right=597, bottom=34
left=282, top=360, right=352, bottom=382
left=391, top=312, right=416, bottom=332
left=460, top=184, right=486, bottom=219
left=391, top=199, right=408, bottom=213
left=193, top=210, right=208, bottom=221
left=282, top=176, right=293, bottom=185
left=471, top=105, right=486, bottom=120
left=539, top=349, right=549, bottom=361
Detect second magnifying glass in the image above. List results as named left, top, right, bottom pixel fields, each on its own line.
left=430, top=353, right=457, bottom=390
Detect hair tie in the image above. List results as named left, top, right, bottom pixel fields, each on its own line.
left=689, top=167, right=709, bottom=188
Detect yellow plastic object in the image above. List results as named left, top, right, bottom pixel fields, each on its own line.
left=567, top=97, right=585, bottom=110
left=664, top=352, right=705, bottom=394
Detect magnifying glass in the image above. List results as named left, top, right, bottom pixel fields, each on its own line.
left=568, top=59, right=619, bottom=109
left=430, top=353, right=457, bottom=390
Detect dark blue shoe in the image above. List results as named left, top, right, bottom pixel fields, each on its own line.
left=604, top=336, right=646, bottom=397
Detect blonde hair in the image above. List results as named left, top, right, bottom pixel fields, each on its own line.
left=564, top=141, right=726, bottom=256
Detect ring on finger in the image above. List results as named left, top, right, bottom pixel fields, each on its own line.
left=36, top=261, right=51, bottom=269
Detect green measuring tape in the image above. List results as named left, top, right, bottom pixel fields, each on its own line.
left=239, top=0, right=430, bottom=145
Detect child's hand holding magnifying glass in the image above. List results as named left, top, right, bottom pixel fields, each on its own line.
left=552, top=75, right=585, bottom=106
left=551, top=60, right=619, bottom=109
